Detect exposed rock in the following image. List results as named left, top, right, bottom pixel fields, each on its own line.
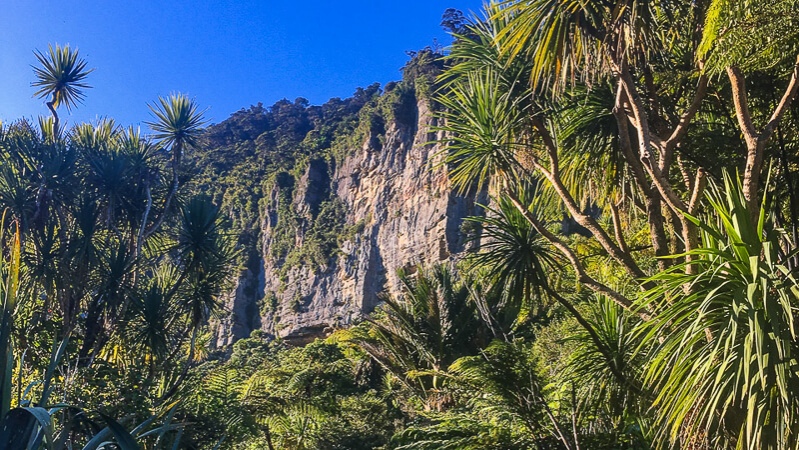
left=214, top=90, right=486, bottom=345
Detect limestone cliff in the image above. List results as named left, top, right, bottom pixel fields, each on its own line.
left=211, top=73, right=485, bottom=346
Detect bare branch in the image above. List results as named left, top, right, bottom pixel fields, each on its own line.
left=531, top=117, right=560, bottom=175
left=610, top=200, right=630, bottom=254
left=677, top=155, right=694, bottom=192
left=613, top=83, right=651, bottom=195
left=662, top=74, right=709, bottom=171
left=727, top=66, right=759, bottom=146
left=762, top=55, right=799, bottom=141
left=688, top=168, right=707, bottom=215
left=503, top=188, right=650, bottom=319
left=616, top=70, right=690, bottom=216
left=527, top=117, right=649, bottom=281
left=728, top=55, right=799, bottom=212
left=614, top=82, right=671, bottom=268
left=528, top=155, right=649, bottom=283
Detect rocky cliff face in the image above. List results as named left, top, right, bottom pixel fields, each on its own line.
left=213, top=89, right=485, bottom=346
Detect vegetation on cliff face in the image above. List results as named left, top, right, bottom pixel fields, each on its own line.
left=191, top=49, right=444, bottom=283
left=190, top=86, right=378, bottom=255
left=3, top=0, right=799, bottom=449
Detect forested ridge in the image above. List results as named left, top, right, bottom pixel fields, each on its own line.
left=2, top=1, right=799, bottom=449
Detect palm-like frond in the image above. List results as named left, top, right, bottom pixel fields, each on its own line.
left=468, top=187, right=557, bottom=329
left=553, top=84, right=624, bottom=206
left=264, top=402, right=325, bottom=450
left=699, top=0, right=799, bottom=73
left=71, top=119, right=120, bottom=151
left=437, top=68, right=530, bottom=194
left=390, top=412, right=524, bottom=450
left=176, top=196, right=236, bottom=328
left=449, top=340, right=553, bottom=440
left=128, top=282, right=173, bottom=361
left=499, top=0, right=668, bottom=94
left=351, top=266, right=480, bottom=401
left=562, top=296, right=647, bottom=431
left=202, top=367, right=248, bottom=433
left=440, top=2, right=526, bottom=92
left=146, top=93, right=207, bottom=152
left=119, top=127, right=158, bottom=171
left=500, top=0, right=604, bottom=94
left=0, top=165, right=33, bottom=230
left=31, top=44, right=93, bottom=111
left=637, top=172, right=799, bottom=449
left=437, top=4, right=536, bottom=194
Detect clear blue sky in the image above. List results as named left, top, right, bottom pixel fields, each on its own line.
left=0, top=1, right=484, bottom=128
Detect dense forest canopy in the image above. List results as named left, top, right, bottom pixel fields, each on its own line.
left=0, top=0, right=799, bottom=449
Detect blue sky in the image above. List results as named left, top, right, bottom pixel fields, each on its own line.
left=0, top=1, right=484, bottom=129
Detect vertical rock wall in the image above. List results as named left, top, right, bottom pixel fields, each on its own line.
left=215, top=94, right=485, bottom=345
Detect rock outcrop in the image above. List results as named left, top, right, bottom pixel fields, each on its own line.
left=214, top=90, right=486, bottom=346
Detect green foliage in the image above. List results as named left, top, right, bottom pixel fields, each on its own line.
left=450, top=340, right=553, bottom=439
left=389, top=412, right=531, bottom=449
left=0, top=43, right=240, bottom=449
left=7, top=4, right=799, bottom=448
left=32, top=44, right=93, bottom=112
left=147, top=93, right=207, bottom=152
left=561, top=297, right=650, bottom=445
left=186, top=334, right=400, bottom=449
left=499, top=0, right=665, bottom=95
left=283, top=198, right=347, bottom=270
left=379, top=82, right=417, bottom=127
left=0, top=218, right=21, bottom=420
left=699, top=0, right=799, bottom=73
left=436, top=63, right=528, bottom=193
left=468, top=189, right=556, bottom=330
left=638, top=173, right=799, bottom=449
left=349, top=266, right=484, bottom=408
left=401, top=47, right=445, bottom=104
left=431, top=2, right=799, bottom=448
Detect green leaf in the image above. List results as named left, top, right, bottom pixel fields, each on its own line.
left=99, top=413, right=141, bottom=450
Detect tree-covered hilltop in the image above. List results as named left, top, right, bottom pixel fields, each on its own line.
left=190, top=87, right=378, bottom=234
left=186, top=49, right=442, bottom=258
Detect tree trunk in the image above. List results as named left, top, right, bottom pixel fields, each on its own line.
left=46, top=100, right=59, bottom=137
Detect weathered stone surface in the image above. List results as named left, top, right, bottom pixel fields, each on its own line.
left=215, top=93, right=485, bottom=345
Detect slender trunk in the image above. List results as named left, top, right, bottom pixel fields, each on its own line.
left=78, top=301, right=103, bottom=366
left=647, top=194, right=671, bottom=270
left=609, top=201, right=629, bottom=254
left=544, top=285, right=643, bottom=396
left=46, top=100, right=59, bottom=137
left=144, top=141, right=182, bottom=239
left=264, top=425, right=276, bottom=450
left=570, top=383, right=581, bottom=450
left=728, top=57, right=799, bottom=215
left=136, top=180, right=152, bottom=259
left=681, top=216, right=700, bottom=274
left=778, top=127, right=799, bottom=268
left=529, top=120, right=650, bottom=285
left=541, top=399, right=573, bottom=450
left=613, top=83, right=672, bottom=271
left=158, top=325, right=197, bottom=404
left=774, top=100, right=798, bottom=267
